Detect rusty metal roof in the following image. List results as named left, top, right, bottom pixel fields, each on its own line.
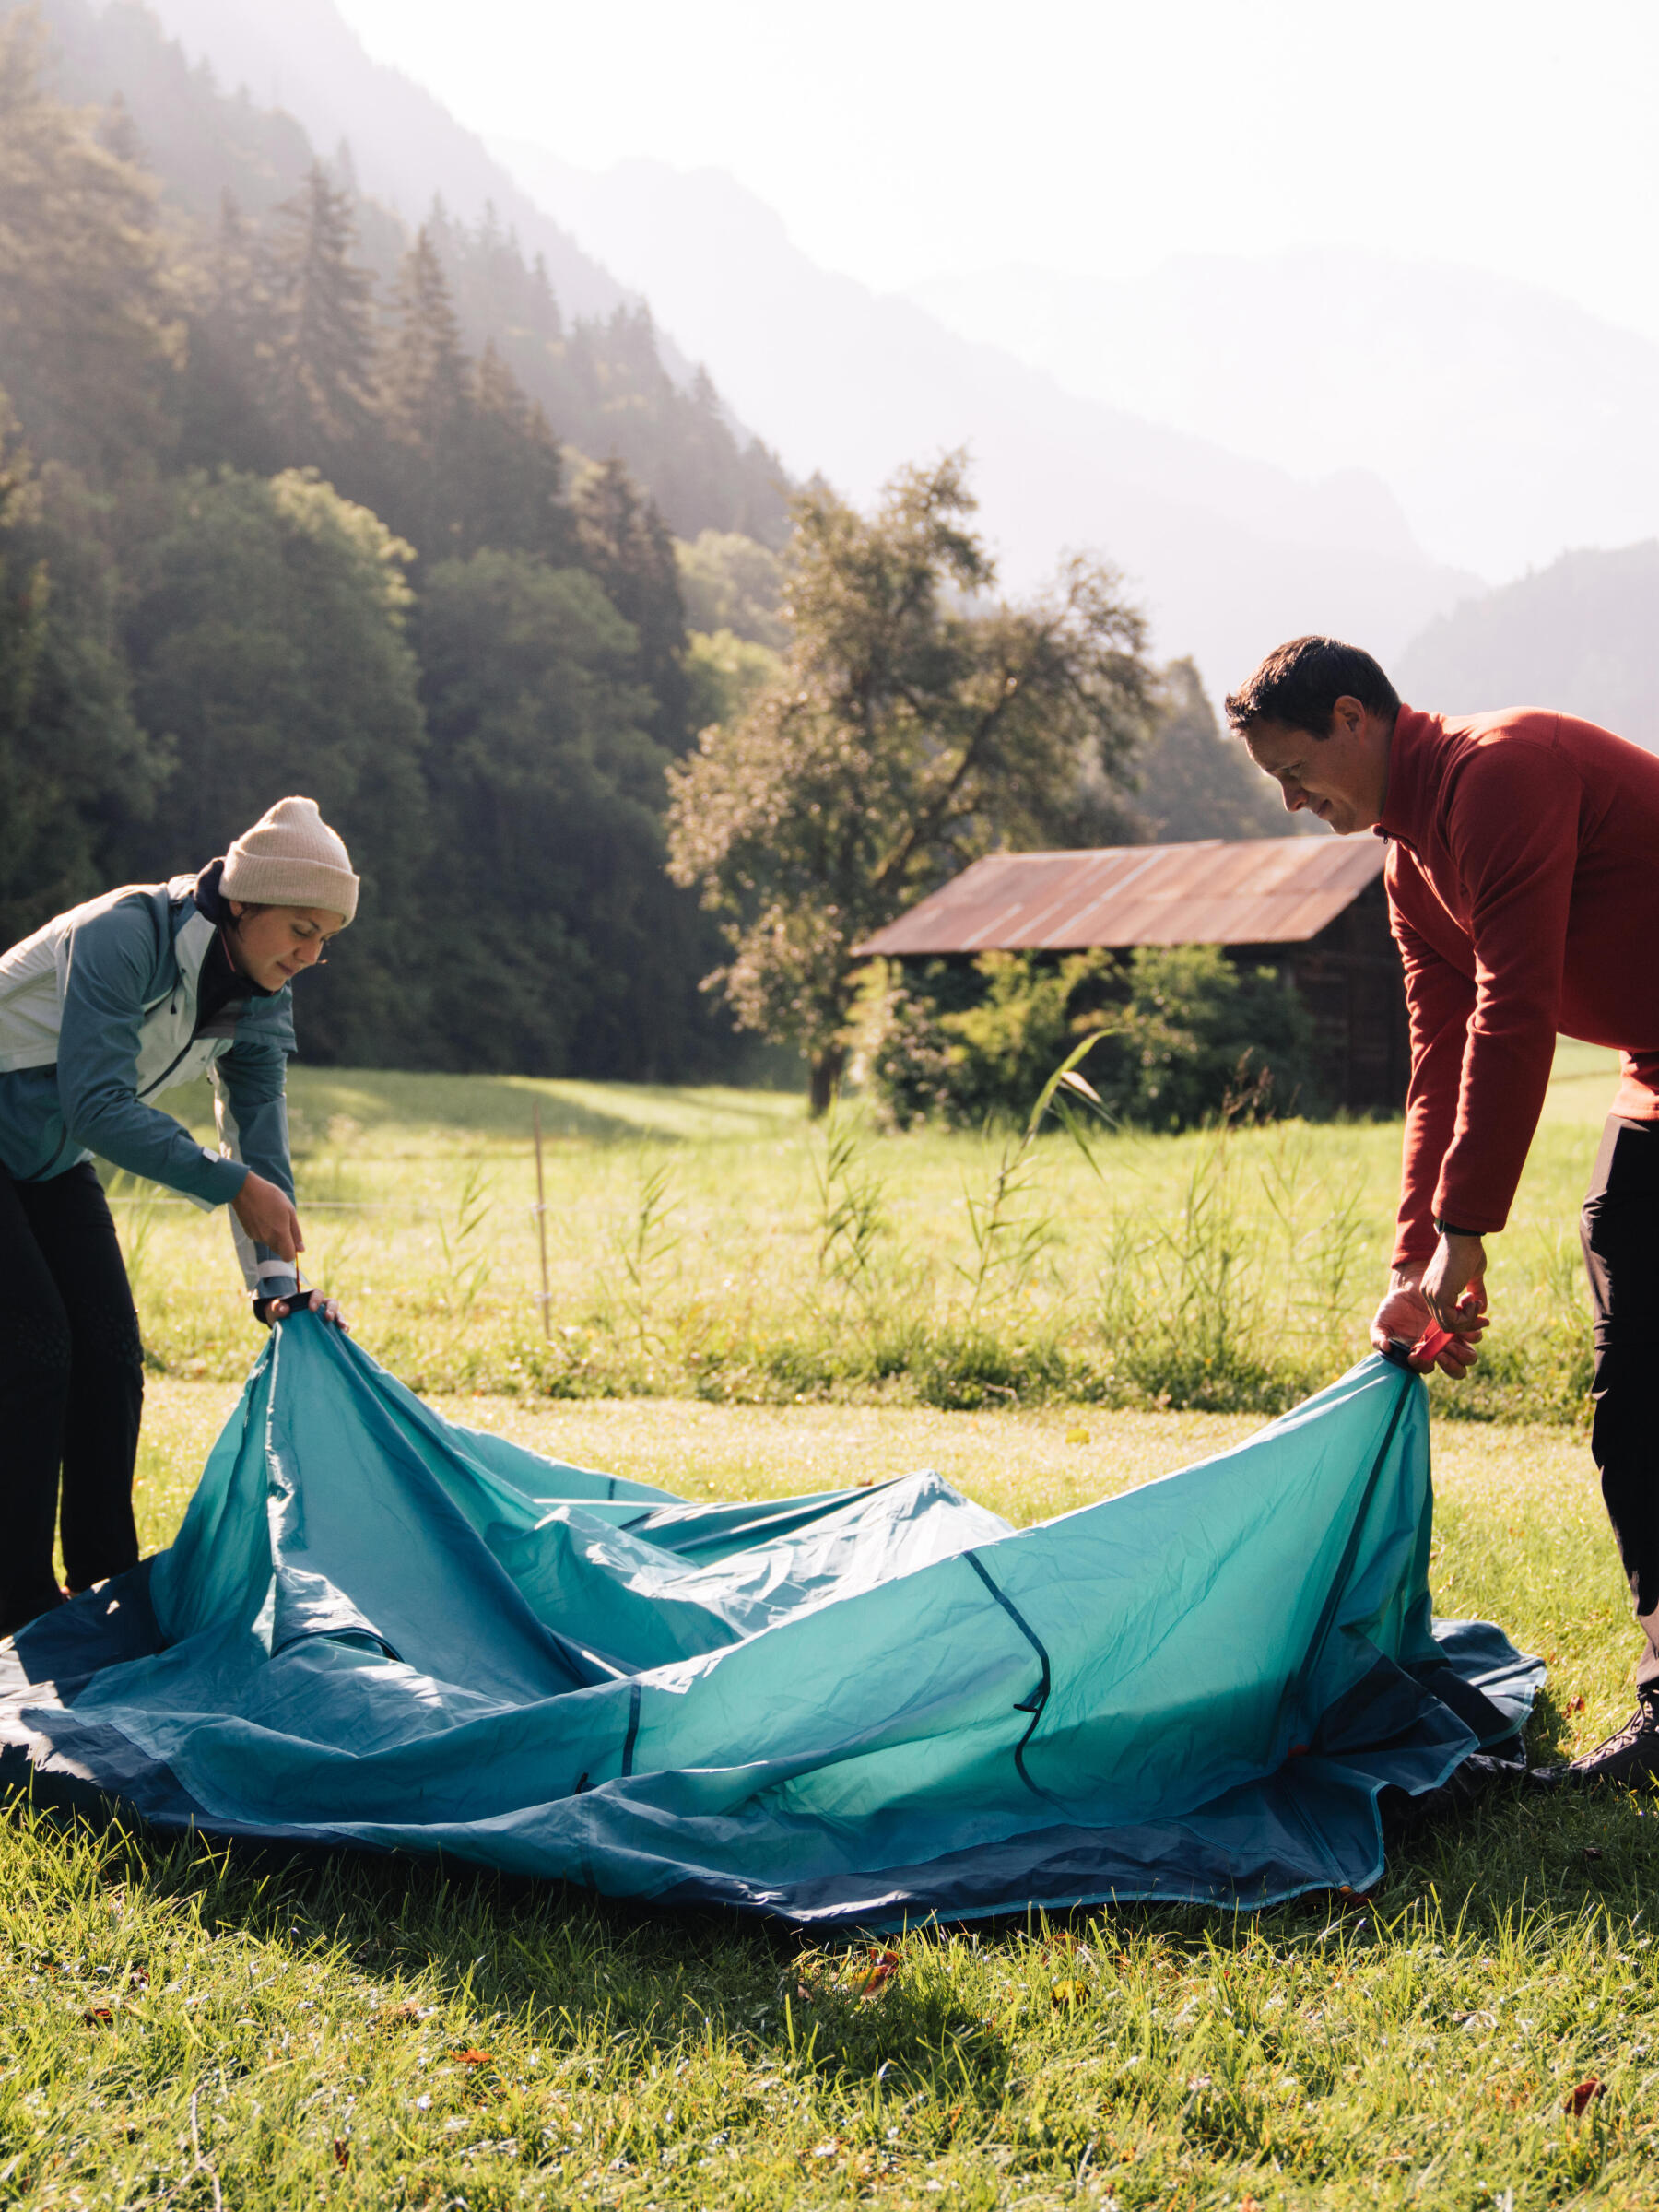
left=854, top=838, right=1386, bottom=956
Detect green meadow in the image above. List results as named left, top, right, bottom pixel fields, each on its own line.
left=110, top=1039, right=1618, bottom=1424
left=7, top=1043, right=1657, bottom=2211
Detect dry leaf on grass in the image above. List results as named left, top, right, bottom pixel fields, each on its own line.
left=856, top=1948, right=900, bottom=1999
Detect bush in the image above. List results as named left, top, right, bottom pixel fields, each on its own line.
left=865, top=944, right=1321, bottom=1130
left=1103, top=944, right=1323, bottom=1128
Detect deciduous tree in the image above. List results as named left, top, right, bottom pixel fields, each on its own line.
left=0, top=400, right=167, bottom=943
left=118, top=466, right=428, bottom=1060
left=666, top=453, right=1155, bottom=1109
left=418, top=547, right=731, bottom=1077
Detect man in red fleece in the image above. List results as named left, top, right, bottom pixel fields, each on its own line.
left=1225, top=634, right=1659, bottom=1787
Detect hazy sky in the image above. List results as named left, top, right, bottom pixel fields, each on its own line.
left=331, top=0, right=1659, bottom=337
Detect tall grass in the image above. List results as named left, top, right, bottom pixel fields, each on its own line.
left=102, top=1055, right=1608, bottom=1422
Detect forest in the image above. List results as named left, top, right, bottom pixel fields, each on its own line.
left=0, top=0, right=1276, bottom=1083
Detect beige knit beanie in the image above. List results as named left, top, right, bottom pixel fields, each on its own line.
left=221, top=797, right=359, bottom=925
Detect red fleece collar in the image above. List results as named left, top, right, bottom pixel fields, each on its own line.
left=1377, top=705, right=1438, bottom=850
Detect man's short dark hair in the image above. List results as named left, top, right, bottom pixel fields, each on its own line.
left=1223, top=637, right=1401, bottom=739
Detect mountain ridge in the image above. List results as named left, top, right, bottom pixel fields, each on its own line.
left=489, top=142, right=1477, bottom=697
left=1394, top=540, right=1659, bottom=749
left=911, top=250, right=1659, bottom=582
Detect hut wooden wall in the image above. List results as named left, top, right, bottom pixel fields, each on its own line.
left=1233, top=874, right=1408, bottom=1112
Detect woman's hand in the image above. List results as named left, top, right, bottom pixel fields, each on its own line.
left=1370, top=1262, right=1485, bottom=1377
left=255, top=1288, right=349, bottom=1331
left=233, top=1171, right=303, bottom=1262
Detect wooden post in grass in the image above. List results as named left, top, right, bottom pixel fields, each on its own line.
left=532, top=1101, right=551, bottom=1340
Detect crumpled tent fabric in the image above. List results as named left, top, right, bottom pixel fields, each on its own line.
left=0, top=1314, right=1540, bottom=1928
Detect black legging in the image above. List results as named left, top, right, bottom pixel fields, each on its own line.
left=0, top=1160, right=143, bottom=1638
left=1582, top=1116, right=1659, bottom=1692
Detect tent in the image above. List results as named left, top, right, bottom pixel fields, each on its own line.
left=0, top=1313, right=1539, bottom=1928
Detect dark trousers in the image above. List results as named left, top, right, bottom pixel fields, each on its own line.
left=0, top=1161, right=143, bottom=1637
left=1582, top=1117, right=1659, bottom=1691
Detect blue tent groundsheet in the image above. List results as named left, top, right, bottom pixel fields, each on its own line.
left=0, top=1313, right=1541, bottom=1928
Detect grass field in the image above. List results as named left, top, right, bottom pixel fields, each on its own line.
left=7, top=1388, right=1659, bottom=2211
left=6, top=1048, right=1655, bottom=2211
left=109, top=1040, right=1620, bottom=1424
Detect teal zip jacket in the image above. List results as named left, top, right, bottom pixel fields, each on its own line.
left=0, top=873, right=299, bottom=1301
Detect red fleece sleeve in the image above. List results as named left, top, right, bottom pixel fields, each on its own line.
left=1389, top=862, right=1476, bottom=1270
left=1432, top=739, right=1580, bottom=1238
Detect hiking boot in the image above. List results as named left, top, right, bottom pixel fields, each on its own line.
left=1381, top=1754, right=1516, bottom=1836
left=1565, top=1696, right=1659, bottom=1787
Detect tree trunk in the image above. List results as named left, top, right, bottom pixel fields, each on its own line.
left=808, top=1045, right=846, bottom=1119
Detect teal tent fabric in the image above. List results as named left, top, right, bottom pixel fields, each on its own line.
left=0, top=1313, right=1540, bottom=1927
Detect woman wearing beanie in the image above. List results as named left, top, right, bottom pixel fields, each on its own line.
left=0, top=796, right=358, bottom=1639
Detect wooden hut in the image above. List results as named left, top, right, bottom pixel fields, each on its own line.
left=854, top=838, right=1408, bottom=1112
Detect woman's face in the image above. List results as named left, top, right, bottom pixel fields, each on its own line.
left=226, top=902, right=346, bottom=992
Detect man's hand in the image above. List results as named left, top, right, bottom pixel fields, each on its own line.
left=257, top=1288, right=349, bottom=1331
left=232, top=1170, right=303, bottom=1263
left=1419, top=1230, right=1488, bottom=1334
left=1370, top=1255, right=1487, bottom=1378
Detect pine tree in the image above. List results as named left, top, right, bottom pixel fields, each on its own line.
left=265, top=162, right=377, bottom=463
left=0, top=9, right=178, bottom=475
left=528, top=253, right=563, bottom=342
left=382, top=223, right=470, bottom=447
left=1135, top=658, right=1287, bottom=841
left=377, top=223, right=472, bottom=559
left=0, top=400, right=45, bottom=786
left=178, top=190, right=281, bottom=472
left=96, top=92, right=147, bottom=169
left=464, top=342, right=569, bottom=564
left=574, top=456, right=690, bottom=747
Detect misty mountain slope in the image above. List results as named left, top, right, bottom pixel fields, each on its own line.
left=37, top=0, right=320, bottom=225
left=1394, top=542, right=1659, bottom=747
left=20, top=0, right=789, bottom=542
left=127, top=0, right=633, bottom=327
left=491, top=145, right=1476, bottom=694
left=912, top=252, right=1659, bottom=582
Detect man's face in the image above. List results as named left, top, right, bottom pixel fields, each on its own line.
left=1242, top=698, right=1388, bottom=835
